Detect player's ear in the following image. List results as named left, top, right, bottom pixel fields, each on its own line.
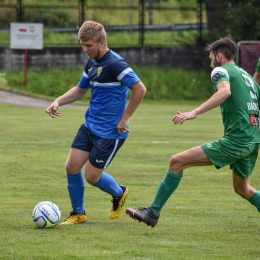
left=216, top=53, right=221, bottom=63
left=100, top=38, right=106, bottom=47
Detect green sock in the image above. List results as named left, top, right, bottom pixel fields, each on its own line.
left=249, top=191, right=260, bottom=212
left=150, top=170, right=183, bottom=217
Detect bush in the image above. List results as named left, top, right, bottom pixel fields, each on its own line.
left=2, top=66, right=214, bottom=101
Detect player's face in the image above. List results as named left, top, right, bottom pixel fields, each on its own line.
left=209, top=52, right=221, bottom=70
left=80, top=39, right=105, bottom=60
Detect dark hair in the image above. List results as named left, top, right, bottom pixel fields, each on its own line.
left=205, top=37, right=236, bottom=61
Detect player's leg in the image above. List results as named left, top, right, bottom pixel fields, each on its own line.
left=169, top=145, right=213, bottom=173
left=61, top=124, right=91, bottom=225
left=232, top=173, right=256, bottom=200
left=126, top=146, right=212, bottom=227
left=233, top=173, right=260, bottom=212
left=86, top=137, right=129, bottom=219
left=150, top=146, right=212, bottom=214
left=86, top=161, right=125, bottom=197
left=232, top=143, right=260, bottom=212
left=61, top=147, right=89, bottom=224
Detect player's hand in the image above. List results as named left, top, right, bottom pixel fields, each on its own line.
left=172, top=111, right=197, bottom=125
left=45, top=101, right=61, bottom=118
left=117, top=127, right=130, bottom=134
left=117, top=119, right=130, bottom=134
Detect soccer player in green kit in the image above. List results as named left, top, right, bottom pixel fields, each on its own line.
left=126, top=37, right=260, bottom=227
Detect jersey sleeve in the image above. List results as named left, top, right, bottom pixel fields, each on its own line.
left=211, top=67, right=229, bottom=91
left=78, top=63, right=91, bottom=89
left=255, top=57, right=260, bottom=72
left=111, top=60, right=140, bottom=88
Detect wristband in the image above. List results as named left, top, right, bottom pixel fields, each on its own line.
left=256, top=57, right=260, bottom=72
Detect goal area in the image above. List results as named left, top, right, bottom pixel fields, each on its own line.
left=236, top=41, right=260, bottom=76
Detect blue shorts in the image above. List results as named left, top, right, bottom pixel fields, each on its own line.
left=71, top=124, right=125, bottom=169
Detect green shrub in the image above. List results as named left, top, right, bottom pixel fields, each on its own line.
left=2, top=66, right=213, bottom=101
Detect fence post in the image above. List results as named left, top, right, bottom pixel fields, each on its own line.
left=79, top=0, right=85, bottom=26
left=139, top=0, right=145, bottom=48
left=197, top=0, right=203, bottom=47
left=17, top=0, right=22, bottom=22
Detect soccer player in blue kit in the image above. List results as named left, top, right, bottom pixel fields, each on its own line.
left=45, top=21, right=146, bottom=224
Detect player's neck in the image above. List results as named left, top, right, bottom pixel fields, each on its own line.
left=221, top=60, right=235, bottom=66
left=96, top=47, right=109, bottom=60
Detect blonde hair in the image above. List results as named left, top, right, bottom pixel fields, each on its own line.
left=78, top=21, right=106, bottom=42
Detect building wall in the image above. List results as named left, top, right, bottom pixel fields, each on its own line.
left=0, top=47, right=207, bottom=72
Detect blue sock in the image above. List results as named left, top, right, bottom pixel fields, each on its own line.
left=94, top=172, right=123, bottom=198
left=67, top=172, right=85, bottom=214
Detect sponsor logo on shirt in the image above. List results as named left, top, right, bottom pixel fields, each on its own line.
left=249, top=114, right=259, bottom=126
left=250, top=91, right=257, bottom=99
left=247, top=102, right=259, bottom=110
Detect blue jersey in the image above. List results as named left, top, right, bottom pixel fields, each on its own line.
left=78, top=50, right=140, bottom=139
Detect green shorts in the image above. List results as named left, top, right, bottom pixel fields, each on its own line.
left=201, top=138, right=259, bottom=179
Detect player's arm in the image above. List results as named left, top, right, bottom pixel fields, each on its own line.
left=172, top=81, right=231, bottom=125
left=253, top=71, right=260, bottom=85
left=53, top=86, right=87, bottom=106
left=117, top=81, right=146, bottom=133
left=45, top=86, right=87, bottom=118
left=253, top=58, right=260, bottom=85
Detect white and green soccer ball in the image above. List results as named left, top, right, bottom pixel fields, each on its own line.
left=32, top=201, right=61, bottom=228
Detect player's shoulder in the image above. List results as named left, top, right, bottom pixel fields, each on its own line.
left=108, top=49, right=124, bottom=61
left=211, top=66, right=229, bottom=83
left=107, top=50, right=130, bottom=67
left=105, top=50, right=130, bottom=74
left=211, top=66, right=229, bottom=76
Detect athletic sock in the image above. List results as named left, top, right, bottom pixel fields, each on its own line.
left=67, top=172, right=85, bottom=214
left=94, top=172, right=123, bottom=197
left=249, top=191, right=260, bottom=212
left=150, top=170, right=183, bottom=217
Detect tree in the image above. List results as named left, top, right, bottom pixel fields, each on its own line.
left=204, top=0, right=222, bottom=32
left=225, top=0, right=260, bottom=41
left=203, top=0, right=260, bottom=42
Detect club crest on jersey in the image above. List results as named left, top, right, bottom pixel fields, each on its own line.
left=212, top=72, right=220, bottom=84
left=97, top=67, right=102, bottom=76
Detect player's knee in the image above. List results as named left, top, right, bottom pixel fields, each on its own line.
left=65, top=161, right=78, bottom=174
left=85, top=174, right=92, bottom=184
left=233, top=185, right=241, bottom=196
left=85, top=173, right=98, bottom=185
left=233, top=185, right=247, bottom=199
left=169, top=154, right=183, bottom=173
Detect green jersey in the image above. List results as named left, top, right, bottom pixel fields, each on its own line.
left=211, top=64, right=260, bottom=144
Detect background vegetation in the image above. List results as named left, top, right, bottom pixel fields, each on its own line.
left=0, top=66, right=213, bottom=101
left=1, top=0, right=260, bottom=47
left=203, top=0, right=260, bottom=43
left=0, top=0, right=202, bottom=47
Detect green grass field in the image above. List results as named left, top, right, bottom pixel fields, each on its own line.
left=1, top=100, right=260, bottom=260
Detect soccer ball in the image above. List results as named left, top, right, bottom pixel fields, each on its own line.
left=32, top=201, right=61, bottom=228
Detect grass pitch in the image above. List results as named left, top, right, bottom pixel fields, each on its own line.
left=1, top=100, right=260, bottom=260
